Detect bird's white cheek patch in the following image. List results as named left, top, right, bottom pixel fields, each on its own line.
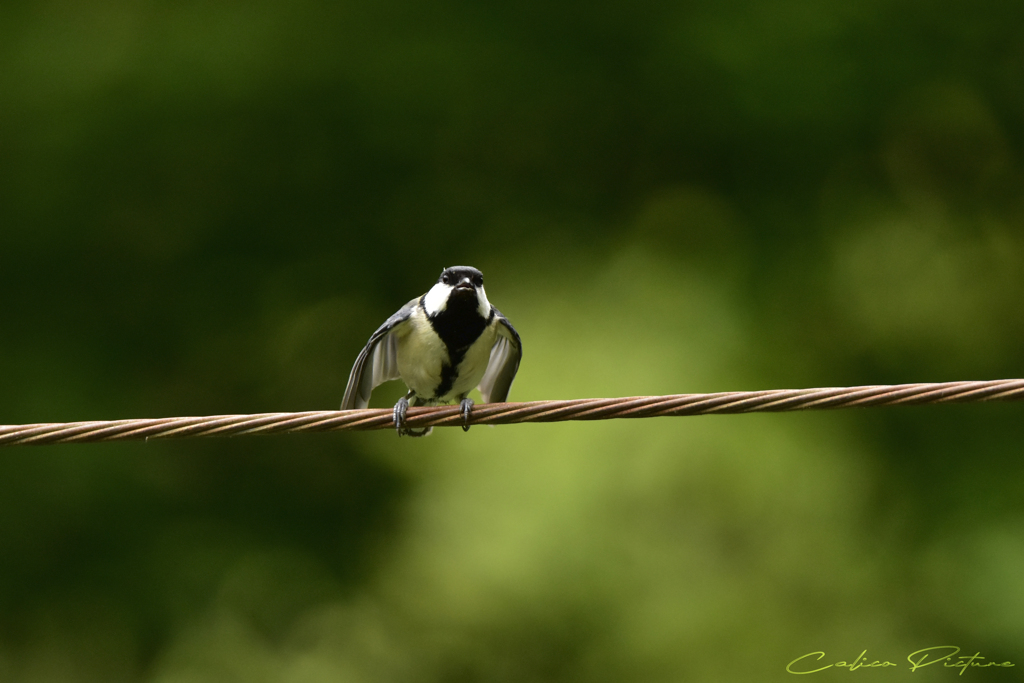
left=423, top=283, right=452, bottom=316
left=476, top=286, right=492, bottom=319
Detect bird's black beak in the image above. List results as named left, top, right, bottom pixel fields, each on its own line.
left=454, top=279, right=475, bottom=293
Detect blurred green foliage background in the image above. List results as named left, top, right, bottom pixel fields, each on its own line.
left=2, top=0, right=1024, bottom=680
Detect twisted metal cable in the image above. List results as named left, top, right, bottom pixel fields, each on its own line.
left=1, top=379, right=1022, bottom=447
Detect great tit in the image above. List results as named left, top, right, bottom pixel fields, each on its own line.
left=341, top=266, right=522, bottom=437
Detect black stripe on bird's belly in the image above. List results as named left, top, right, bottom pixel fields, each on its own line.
left=429, top=298, right=489, bottom=399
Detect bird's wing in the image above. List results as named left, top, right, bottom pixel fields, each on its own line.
left=341, top=298, right=418, bottom=410
left=477, top=308, right=523, bottom=404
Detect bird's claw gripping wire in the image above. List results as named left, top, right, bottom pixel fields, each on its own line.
left=459, top=397, right=474, bottom=432
left=393, top=394, right=431, bottom=437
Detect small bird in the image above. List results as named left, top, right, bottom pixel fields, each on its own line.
left=341, top=266, right=522, bottom=436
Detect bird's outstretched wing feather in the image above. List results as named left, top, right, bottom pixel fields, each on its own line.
left=341, top=298, right=418, bottom=410
left=477, top=309, right=522, bottom=404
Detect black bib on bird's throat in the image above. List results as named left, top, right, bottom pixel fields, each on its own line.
left=427, top=295, right=490, bottom=398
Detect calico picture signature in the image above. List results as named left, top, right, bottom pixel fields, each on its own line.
left=787, top=646, right=1015, bottom=675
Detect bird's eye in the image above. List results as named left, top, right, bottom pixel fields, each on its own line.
left=474, top=276, right=483, bottom=286
left=442, top=274, right=450, bottom=284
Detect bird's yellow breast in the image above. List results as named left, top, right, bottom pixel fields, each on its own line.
left=394, top=309, right=497, bottom=402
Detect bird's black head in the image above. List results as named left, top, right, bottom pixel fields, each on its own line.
left=424, top=265, right=490, bottom=318
left=438, top=266, right=484, bottom=292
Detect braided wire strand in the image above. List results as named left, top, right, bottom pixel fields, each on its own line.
left=0, top=379, right=1022, bottom=447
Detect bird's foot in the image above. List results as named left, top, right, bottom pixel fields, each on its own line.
left=392, top=396, right=408, bottom=436
left=459, top=397, right=474, bottom=432
left=393, top=395, right=431, bottom=437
